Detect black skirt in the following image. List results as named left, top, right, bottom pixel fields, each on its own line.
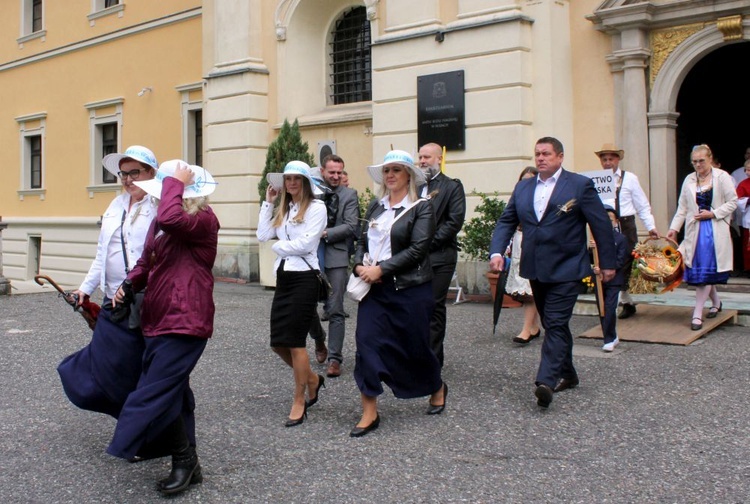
left=270, top=266, right=319, bottom=347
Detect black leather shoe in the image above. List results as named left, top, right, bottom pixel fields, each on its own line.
left=426, top=383, right=448, bottom=415
left=157, top=446, right=203, bottom=495
left=350, top=415, right=380, bottom=437
left=707, top=302, right=722, bottom=319
left=535, top=384, right=553, bottom=408
left=512, top=329, right=541, bottom=344
left=553, top=377, right=580, bottom=393
left=618, top=303, right=636, bottom=319
left=306, top=374, right=325, bottom=408
left=691, top=317, right=703, bottom=331
left=285, top=404, right=307, bottom=427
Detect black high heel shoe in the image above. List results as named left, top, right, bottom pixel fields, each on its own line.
left=285, top=403, right=308, bottom=427
left=350, top=414, right=380, bottom=437
left=707, top=302, right=722, bottom=319
left=305, top=374, right=326, bottom=408
left=426, top=383, right=448, bottom=415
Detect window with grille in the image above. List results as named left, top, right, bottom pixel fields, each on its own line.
left=101, top=123, right=118, bottom=183
left=329, top=7, right=371, bottom=105
left=29, top=135, right=42, bottom=189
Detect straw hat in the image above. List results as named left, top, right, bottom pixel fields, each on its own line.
left=594, top=143, right=624, bottom=160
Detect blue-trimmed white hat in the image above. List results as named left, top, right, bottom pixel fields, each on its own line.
left=367, top=150, right=425, bottom=186
left=134, top=159, right=217, bottom=199
left=267, top=161, right=323, bottom=195
left=102, top=145, right=158, bottom=178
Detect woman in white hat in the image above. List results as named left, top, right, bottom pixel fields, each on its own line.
left=349, top=150, right=447, bottom=437
left=108, top=159, right=220, bottom=496
left=59, top=146, right=158, bottom=422
left=257, top=161, right=328, bottom=427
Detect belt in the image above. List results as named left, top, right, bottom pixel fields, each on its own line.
left=619, top=215, right=636, bottom=222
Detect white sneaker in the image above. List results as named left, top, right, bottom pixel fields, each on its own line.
left=602, top=337, right=619, bottom=352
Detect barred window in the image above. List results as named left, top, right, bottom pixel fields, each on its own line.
left=329, top=7, right=371, bottom=105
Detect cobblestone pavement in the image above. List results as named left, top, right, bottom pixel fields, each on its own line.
left=0, top=282, right=748, bottom=503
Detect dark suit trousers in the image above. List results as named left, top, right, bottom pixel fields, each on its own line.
left=429, top=261, right=454, bottom=367
left=530, top=280, right=580, bottom=387
left=618, top=216, right=637, bottom=293
left=594, top=283, right=620, bottom=344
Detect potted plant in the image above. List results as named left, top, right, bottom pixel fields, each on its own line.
left=459, top=192, right=519, bottom=306
left=257, top=119, right=315, bottom=287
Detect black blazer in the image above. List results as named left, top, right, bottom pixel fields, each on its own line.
left=354, top=198, right=435, bottom=290
left=420, top=173, right=466, bottom=267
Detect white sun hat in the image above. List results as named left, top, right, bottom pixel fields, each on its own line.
left=102, top=145, right=158, bottom=178
left=134, top=159, right=217, bottom=199
left=366, top=150, right=425, bottom=186
left=266, top=161, right=323, bottom=195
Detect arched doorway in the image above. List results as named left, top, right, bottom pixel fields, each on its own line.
left=675, top=41, right=750, bottom=275
left=675, top=42, right=750, bottom=183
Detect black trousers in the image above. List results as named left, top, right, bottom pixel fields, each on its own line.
left=618, top=215, right=637, bottom=293
left=429, top=262, right=455, bottom=367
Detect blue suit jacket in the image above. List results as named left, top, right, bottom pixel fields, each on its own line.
left=490, top=169, right=616, bottom=283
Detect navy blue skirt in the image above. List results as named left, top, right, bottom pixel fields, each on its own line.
left=684, top=220, right=730, bottom=286
left=353, top=279, right=442, bottom=399
left=57, top=302, right=144, bottom=419
left=107, top=335, right=206, bottom=460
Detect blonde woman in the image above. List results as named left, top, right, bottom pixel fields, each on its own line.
left=667, top=144, right=737, bottom=330
left=257, top=161, right=327, bottom=427
left=350, top=150, right=446, bottom=437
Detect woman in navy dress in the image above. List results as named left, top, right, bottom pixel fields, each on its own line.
left=349, top=150, right=446, bottom=437
left=668, top=144, right=737, bottom=330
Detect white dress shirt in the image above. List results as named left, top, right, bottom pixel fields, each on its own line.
left=366, top=194, right=412, bottom=262
left=79, top=193, right=157, bottom=299
left=601, top=167, right=656, bottom=231
left=534, top=167, right=562, bottom=220
left=257, top=199, right=327, bottom=273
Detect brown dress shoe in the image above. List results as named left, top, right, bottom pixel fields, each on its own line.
left=553, top=377, right=580, bottom=393
left=314, top=341, right=328, bottom=364
left=326, top=360, right=341, bottom=377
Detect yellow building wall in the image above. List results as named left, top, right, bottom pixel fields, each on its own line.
left=1, top=13, right=203, bottom=218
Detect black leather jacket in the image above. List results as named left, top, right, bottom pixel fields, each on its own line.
left=354, top=198, right=435, bottom=290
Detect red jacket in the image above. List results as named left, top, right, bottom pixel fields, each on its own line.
left=129, top=177, right=220, bottom=339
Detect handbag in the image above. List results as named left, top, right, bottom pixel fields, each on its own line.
left=301, top=257, right=331, bottom=302
left=346, top=198, right=427, bottom=302
left=120, top=209, right=145, bottom=330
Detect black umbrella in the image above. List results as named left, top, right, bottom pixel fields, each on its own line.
left=492, top=256, right=511, bottom=335
left=35, top=274, right=100, bottom=330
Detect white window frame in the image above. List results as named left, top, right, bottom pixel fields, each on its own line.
left=18, top=0, right=46, bottom=45
left=176, top=82, right=204, bottom=165
left=88, top=0, right=125, bottom=25
left=15, top=112, right=47, bottom=200
left=85, top=97, right=124, bottom=197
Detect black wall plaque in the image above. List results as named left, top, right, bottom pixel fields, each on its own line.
left=417, top=70, right=465, bottom=151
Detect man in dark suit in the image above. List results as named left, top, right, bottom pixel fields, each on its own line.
left=315, top=155, right=359, bottom=378
left=418, top=143, right=466, bottom=367
left=489, top=137, right=616, bottom=409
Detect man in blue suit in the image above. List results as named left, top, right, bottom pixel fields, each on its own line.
left=489, top=137, right=616, bottom=409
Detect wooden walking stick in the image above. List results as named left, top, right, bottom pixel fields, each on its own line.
left=590, top=242, right=605, bottom=318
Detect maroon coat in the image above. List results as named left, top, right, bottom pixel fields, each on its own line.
left=129, top=177, right=220, bottom=339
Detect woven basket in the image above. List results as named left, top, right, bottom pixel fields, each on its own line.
left=635, top=237, right=683, bottom=285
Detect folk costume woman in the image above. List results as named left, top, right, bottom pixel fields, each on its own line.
left=349, top=150, right=447, bottom=438
left=108, top=160, right=219, bottom=496
left=257, top=161, right=327, bottom=427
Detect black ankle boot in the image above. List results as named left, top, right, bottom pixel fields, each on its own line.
left=157, top=445, right=203, bottom=495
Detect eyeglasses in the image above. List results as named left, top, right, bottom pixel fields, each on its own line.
left=691, top=159, right=707, bottom=165
left=383, top=166, right=404, bottom=173
left=119, top=168, right=147, bottom=180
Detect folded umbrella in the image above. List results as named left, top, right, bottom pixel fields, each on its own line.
left=492, top=257, right=512, bottom=335
left=34, top=274, right=100, bottom=330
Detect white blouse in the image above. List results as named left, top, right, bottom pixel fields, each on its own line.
left=257, top=199, right=327, bottom=273
left=366, top=194, right=412, bottom=262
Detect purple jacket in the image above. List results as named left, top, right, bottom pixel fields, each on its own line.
left=128, top=177, right=220, bottom=339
